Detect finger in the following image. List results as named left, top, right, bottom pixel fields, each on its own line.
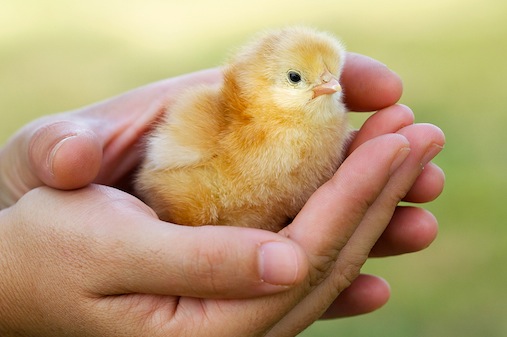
left=282, top=133, right=411, bottom=277
left=347, top=105, right=445, bottom=203
left=0, top=69, right=223, bottom=207
left=320, top=274, right=391, bottom=319
left=341, top=104, right=413, bottom=202
left=340, top=123, right=445, bottom=257
left=342, top=53, right=403, bottom=112
left=55, top=186, right=309, bottom=299
left=0, top=120, right=102, bottom=207
left=76, top=68, right=222, bottom=186
left=370, top=206, right=439, bottom=257
left=404, top=162, right=445, bottom=203
left=347, top=104, right=414, bottom=155
left=277, top=124, right=444, bottom=332
left=29, top=121, right=103, bottom=189
left=100, top=226, right=309, bottom=298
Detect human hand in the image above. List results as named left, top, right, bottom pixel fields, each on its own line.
left=0, top=184, right=309, bottom=336
left=0, top=68, right=220, bottom=206
left=0, top=52, right=445, bottom=326
left=0, top=52, right=438, bottom=207
left=0, top=117, right=443, bottom=336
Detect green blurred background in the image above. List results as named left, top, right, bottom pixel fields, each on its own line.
left=1, top=0, right=506, bottom=336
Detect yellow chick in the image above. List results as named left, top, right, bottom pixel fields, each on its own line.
left=135, top=26, right=350, bottom=232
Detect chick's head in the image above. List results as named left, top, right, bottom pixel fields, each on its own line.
left=229, top=26, right=346, bottom=117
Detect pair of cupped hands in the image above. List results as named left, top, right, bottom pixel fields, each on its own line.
left=0, top=53, right=444, bottom=337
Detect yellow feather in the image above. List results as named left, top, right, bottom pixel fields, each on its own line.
left=135, top=26, right=350, bottom=231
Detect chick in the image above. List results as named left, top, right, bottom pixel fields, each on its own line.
left=135, top=26, right=350, bottom=232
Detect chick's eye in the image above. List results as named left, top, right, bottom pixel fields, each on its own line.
left=287, top=71, right=302, bottom=84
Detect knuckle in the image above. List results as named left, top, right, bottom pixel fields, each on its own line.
left=332, top=255, right=365, bottom=291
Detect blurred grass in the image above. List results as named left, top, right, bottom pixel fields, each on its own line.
left=1, top=0, right=507, bottom=336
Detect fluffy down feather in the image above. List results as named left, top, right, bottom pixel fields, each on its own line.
left=135, top=26, right=350, bottom=231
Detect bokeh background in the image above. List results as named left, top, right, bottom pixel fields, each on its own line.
left=1, top=0, right=506, bottom=336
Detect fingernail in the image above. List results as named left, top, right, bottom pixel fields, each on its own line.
left=389, top=147, right=411, bottom=175
left=421, top=143, right=444, bottom=167
left=258, top=241, right=299, bottom=286
left=48, top=134, right=77, bottom=175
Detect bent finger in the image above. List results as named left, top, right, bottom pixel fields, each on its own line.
left=29, top=121, right=102, bottom=189
left=347, top=104, right=414, bottom=155
left=283, top=133, right=410, bottom=277
left=403, top=162, right=445, bottom=203
left=319, top=274, right=391, bottom=319
left=0, top=120, right=102, bottom=207
left=370, top=206, right=439, bottom=257
left=340, top=123, right=445, bottom=258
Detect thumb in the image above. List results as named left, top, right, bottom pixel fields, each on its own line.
left=0, top=120, right=102, bottom=207
left=20, top=185, right=309, bottom=299
left=0, top=68, right=223, bottom=209
left=92, top=210, right=310, bottom=298
left=28, top=120, right=103, bottom=189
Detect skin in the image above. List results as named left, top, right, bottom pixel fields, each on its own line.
left=0, top=53, right=445, bottom=336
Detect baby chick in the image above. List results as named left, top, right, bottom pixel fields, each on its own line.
left=135, top=26, right=350, bottom=232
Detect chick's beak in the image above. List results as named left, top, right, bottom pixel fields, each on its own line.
left=312, top=76, right=342, bottom=99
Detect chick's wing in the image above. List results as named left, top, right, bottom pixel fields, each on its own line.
left=143, top=84, right=225, bottom=171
